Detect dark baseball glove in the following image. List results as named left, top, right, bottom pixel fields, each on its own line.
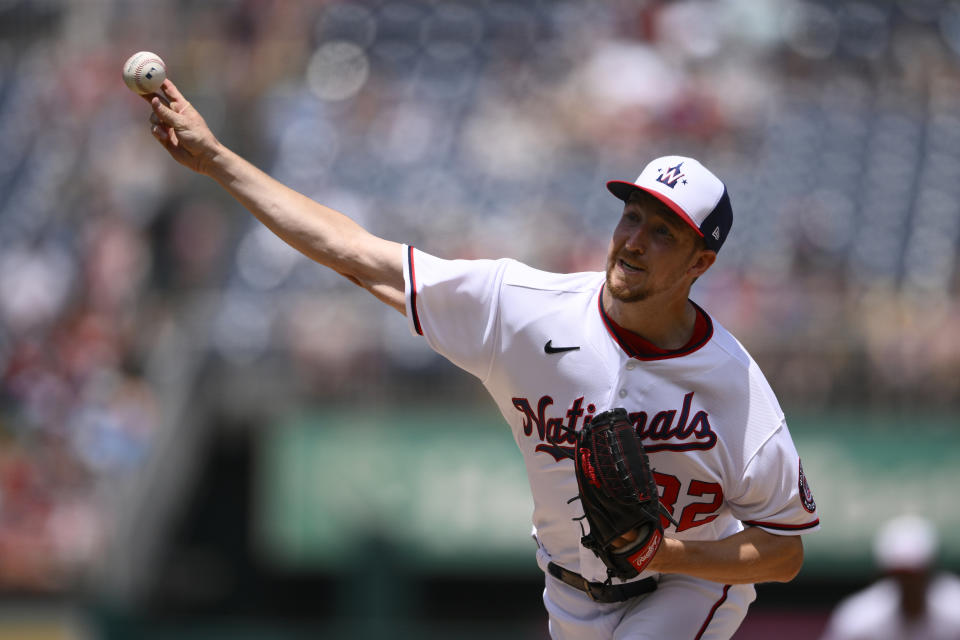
left=569, top=408, right=677, bottom=582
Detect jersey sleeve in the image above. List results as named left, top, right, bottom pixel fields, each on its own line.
left=403, top=246, right=507, bottom=381
left=727, top=420, right=821, bottom=535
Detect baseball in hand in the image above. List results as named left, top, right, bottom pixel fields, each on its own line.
left=122, top=51, right=166, bottom=95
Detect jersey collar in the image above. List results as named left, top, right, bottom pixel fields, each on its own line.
left=597, top=285, right=713, bottom=361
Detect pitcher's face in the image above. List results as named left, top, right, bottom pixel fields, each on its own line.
left=605, top=197, right=711, bottom=304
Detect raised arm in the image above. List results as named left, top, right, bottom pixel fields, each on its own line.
left=144, top=79, right=405, bottom=313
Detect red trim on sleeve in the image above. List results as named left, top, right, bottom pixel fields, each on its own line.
left=694, top=584, right=731, bottom=640
left=743, top=519, right=820, bottom=531
left=408, top=246, right=423, bottom=336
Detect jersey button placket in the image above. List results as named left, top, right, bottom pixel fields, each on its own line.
left=617, top=358, right=637, bottom=400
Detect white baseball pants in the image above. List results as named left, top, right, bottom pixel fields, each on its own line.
left=544, top=572, right=756, bottom=639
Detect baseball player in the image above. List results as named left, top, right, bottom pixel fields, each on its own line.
left=819, top=516, right=960, bottom=640
left=143, top=79, right=820, bottom=639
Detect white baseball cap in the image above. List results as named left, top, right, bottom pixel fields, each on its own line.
left=607, top=155, right=733, bottom=252
left=873, top=515, right=939, bottom=571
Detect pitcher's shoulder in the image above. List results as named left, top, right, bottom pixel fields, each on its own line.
left=705, top=319, right=757, bottom=371
left=501, top=262, right=604, bottom=295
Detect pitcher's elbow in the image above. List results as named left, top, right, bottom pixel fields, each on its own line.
left=778, top=539, right=805, bottom=582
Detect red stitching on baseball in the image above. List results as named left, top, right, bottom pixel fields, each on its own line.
left=134, top=57, right=162, bottom=92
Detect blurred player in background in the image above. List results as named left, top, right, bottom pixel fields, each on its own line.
left=820, top=515, right=960, bottom=640
left=140, top=78, right=819, bottom=639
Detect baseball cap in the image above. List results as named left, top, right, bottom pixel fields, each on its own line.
left=606, top=155, right=733, bottom=252
left=873, top=515, right=939, bottom=572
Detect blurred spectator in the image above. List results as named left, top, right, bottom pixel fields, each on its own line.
left=819, top=516, right=960, bottom=640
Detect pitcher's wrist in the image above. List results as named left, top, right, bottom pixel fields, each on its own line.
left=200, top=140, right=229, bottom=177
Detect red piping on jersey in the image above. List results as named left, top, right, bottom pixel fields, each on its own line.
left=743, top=519, right=820, bottom=531
left=694, top=584, right=731, bottom=640
left=408, top=246, right=423, bottom=336
left=597, top=285, right=714, bottom=360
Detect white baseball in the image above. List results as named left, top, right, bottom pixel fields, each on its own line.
left=122, top=51, right=166, bottom=95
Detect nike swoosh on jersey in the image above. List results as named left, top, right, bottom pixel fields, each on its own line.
left=544, top=340, right=580, bottom=354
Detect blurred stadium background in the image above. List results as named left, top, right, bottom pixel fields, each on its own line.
left=1, top=0, right=959, bottom=638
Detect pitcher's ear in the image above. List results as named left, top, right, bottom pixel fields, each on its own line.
left=689, top=250, right=716, bottom=279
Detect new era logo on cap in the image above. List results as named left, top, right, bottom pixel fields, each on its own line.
left=606, top=155, right=733, bottom=252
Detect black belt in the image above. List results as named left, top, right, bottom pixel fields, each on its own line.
left=547, top=562, right=657, bottom=603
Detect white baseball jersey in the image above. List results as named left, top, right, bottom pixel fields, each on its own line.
left=402, top=246, right=820, bottom=586
left=820, top=574, right=960, bottom=640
